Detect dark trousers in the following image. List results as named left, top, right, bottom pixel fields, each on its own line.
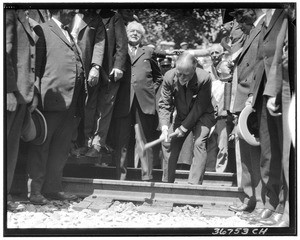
left=27, top=106, right=77, bottom=194
left=161, top=120, right=210, bottom=184
left=27, top=78, right=82, bottom=194
left=7, top=103, right=27, bottom=194
left=85, top=80, right=120, bottom=147
left=239, top=137, right=263, bottom=208
left=114, top=97, right=157, bottom=180
left=256, top=95, right=283, bottom=211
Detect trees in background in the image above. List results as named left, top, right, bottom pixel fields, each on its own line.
left=133, top=8, right=223, bottom=49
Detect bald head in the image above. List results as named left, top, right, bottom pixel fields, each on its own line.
left=176, top=52, right=197, bottom=70
left=176, top=52, right=197, bottom=85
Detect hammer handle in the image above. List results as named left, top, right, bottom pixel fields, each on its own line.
left=144, top=132, right=178, bottom=150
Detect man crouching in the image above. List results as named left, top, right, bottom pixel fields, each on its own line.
left=158, top=52, right=216, bottom=184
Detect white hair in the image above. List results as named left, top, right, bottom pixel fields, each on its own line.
left=126, top=21, right=146, bottom=35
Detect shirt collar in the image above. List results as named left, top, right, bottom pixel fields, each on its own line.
left=52, top=17, right=64, bottom=30
left=253, top=13, right=266, bottom=27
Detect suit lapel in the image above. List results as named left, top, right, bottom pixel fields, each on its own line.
left=48, top=19, right=72, bottom=48
left=78, top=14, right=93, bottom=33
left=264, top=9, right=283, bottom=38
left=101, top=16, right=111, bottom=28
left=17, top=10, right=35, bottom=43
left=131, top=46, right=145, bottom=65
left=238, top=17, right=264, bottom=63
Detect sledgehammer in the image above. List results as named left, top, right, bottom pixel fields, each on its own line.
left=134, top=124, right=178, bottom=158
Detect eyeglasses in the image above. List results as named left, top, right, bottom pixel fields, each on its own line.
left=161, top=65, right=171, bottom=68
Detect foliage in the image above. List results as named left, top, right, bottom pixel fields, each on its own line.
left=133, top=8, right=223, bottom=49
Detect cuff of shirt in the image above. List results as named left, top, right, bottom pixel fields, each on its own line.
left=180, top=125, right=188, bottom=132
left=161, top=125, right=168, bottom=131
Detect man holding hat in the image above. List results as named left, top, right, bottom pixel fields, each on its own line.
left=6, top=9, right=45, bottom=211
left=228, top=8, right=265, bottom=214
left=27, top=9, right=84, bottom=205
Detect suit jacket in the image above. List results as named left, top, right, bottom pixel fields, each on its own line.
left=35, top=19, right=85, bottom=112
left=264, top=15, right=289, bottom=99
left=232, top=16, right=265, bottom=113
left=99, top=10, right=128, bottom=76
left=249, top=9, right=287, bottom=107
left=75, top=11, right=105, bottom=79
left=6, top=9, right=36, bottom=104
left=114, top=45, right=163, bottom=117
left=159, top=68, right=216, bottom=130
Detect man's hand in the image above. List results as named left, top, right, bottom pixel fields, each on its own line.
left=267, top=96, right=282, bottom=116
left=87, top=66, right=100, bottom=87
left=110, top=68, right=123, bottom=81
left=160, top=128, right=169, bottom=142
left=28, top=94, right=38, bottom=113
left=174, top=126, right=186, bottom=138
left=245, top=95, right=253, bottom=107
left=7, top=93, right=17, bottom=112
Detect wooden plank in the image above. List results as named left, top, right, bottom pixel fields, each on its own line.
left=72, top=201, right=92, bottom=211
left=137, top=201, right=173, bottom=214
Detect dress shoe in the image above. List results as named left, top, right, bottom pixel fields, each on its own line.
left=44, top=191, right=77, bottom=201
left=240, top=208, right=264, bottom=220
left=29, top=193, right=49, bottom=205
left=229, top=203, right=254, bottom=212
left=100, top=144, right=114, bottom=154
left=248, top=208, right=274, bottom=223
left=70, top=146, right=89, bottom=157
left=85, top=146, right=100, bottom=157
left=258, top=212, right=283, bottom=225
left=272, top=220, right=289, bottom=227
left=7, top=201, right=25, bottom=212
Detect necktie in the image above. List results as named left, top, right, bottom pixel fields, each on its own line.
left=131, top=46, right=137, bottom=58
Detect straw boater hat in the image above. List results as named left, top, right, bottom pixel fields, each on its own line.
left=237, top=105, right=260, bottom=146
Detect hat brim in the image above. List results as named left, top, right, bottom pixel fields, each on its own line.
left=237, top=105, right=260, bottom=146
left=31, top=108, right=47, bottom=145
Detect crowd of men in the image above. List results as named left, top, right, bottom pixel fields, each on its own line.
left=6, top=6, right=295, bottom=228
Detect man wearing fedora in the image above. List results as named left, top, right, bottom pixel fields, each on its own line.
left=227, top=8, right=265, bottom=215
left=6, top=9, right=45, bottom=211
left=27, top=9, right=85, bottom=205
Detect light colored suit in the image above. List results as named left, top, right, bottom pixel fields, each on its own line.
left=27, top=18, right=86, bottom=194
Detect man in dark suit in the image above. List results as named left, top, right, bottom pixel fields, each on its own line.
left=228, top=9, right=265, bottom=214
left=246, top=8, right=288, bottom=225
left=261, top=7, right=294, bottom=227
left=68, top=9, right=106, bottom=155
left=113, top=21, right=163, bottom=180
left=85, top=9, right=128, bottom=157
left=27, top=9, right=85, bottom=204
left=6, top=9, right=38, bottom=211
left=159, top=52, right=216, bottom=184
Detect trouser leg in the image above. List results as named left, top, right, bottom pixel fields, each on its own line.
left=188, top=121, right=210, bottom=185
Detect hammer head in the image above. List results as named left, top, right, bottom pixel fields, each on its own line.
left=134, top=124, right=146, bottom=159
